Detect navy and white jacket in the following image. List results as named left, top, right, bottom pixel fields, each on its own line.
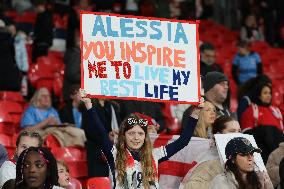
left=87, top=107, right=197, bottom=189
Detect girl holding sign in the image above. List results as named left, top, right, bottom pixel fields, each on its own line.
left=81, top=89, right=199, bottom=189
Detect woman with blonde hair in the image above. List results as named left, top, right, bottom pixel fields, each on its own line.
left=20, top=87, right=61, bottom=130
left=193, top=101, right=216, bottom=139
left=81, top=90, right=199, bottom=189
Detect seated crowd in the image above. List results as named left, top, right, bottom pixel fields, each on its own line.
left=0, top=0, right=284, bottom=189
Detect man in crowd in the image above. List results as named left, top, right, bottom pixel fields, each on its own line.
left=204, top=71, right=233, bottom=117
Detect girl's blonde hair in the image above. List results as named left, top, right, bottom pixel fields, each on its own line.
left=56, top=160, right=69, bottom=173
left=193, top=101, right=216, bottom=138
left=30, top=87, right=51, bottom=108
left=115, top=114, right=156, bottom=189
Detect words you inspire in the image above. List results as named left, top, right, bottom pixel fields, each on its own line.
left=83, top=15, right=194, bottom=101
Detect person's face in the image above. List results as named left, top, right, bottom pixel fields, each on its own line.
left=71, top=90, right=81, bottom=104
left=16, top=136, right=40, bottom=158
left=23, top=151, right=48, bottom=189
left=259, top=86, right=272, bottom=104
left=38, top=89, right=51, bottom=108
left=57, top=163, right=70, bottom=187
left=202, top=103, right=216, bottom=125
left=221, top=121, right=241, bottom=134
left=235, top=152, right=255, bottom=173
left=125, top=125, right=146, bottom=150
left=202, top=49, right=215, bottom=65
left=238, top=47, right=249, bottom=56
left=211, top=81, right=229, bottom=102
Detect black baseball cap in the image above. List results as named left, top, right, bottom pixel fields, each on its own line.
left=225, top=137, right=261, bottom=159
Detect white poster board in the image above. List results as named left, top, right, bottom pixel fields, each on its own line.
left=81, top=12, right=200, bottom=103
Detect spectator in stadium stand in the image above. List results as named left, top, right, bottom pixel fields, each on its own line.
left=66, top=0, right=92, bottom=49
left=203, top=71, right=232, bottom=118
left=0, top=130, right=43, bottom=188
left=280, top=157, right=284, bottom=189
left=60, top=85, right=83, bottom=128
left=209, top=137, right=273, bottom=189
left=0, top=144, right=8, bottom=168
left=236, top=74, right=271, bottom=122
left=20, top=87, right=62, bottom=130
left=57, top=160, right=70, bottom=188
left=82, top=97, right=120, bottom=177
left=232, top=40, right=263, bottom=86
left=81, top=89, right=199, bottom=188
left=266, top=142, right=284, bottom=188
left=14, top=147, right=64, bottom=189
left=240, top=14, right=265, bottom=43
left=32, top=0, right=54, bottom=63
left=241, top=82, right=284, bottom=163
left=200, top=43, right=223, bottom=77
left=182, top=101, right=216, bottom=139
left=183, top=116, right=241, bottom=189
left=0, top=19, right=21, bottom=91
left=62, top=35, right=80, bottom=102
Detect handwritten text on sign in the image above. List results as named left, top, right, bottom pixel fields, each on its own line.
left=81, top=13, right=199, bottom=102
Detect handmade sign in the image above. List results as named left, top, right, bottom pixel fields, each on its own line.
left=81, top=12, right=200, bottom=103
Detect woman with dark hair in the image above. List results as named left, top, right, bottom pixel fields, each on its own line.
left=183, top=116, right=241, bottom=189
left=15, top=147, right=63, bottom=189
left=236, top=74, right=271, bottom=121
left=241, top=82, right=284, bottom=163
left=241, top=82, right=283, bottom=132
left=209, top=137, right=273, bottom=189
left=81, top=90, right=198, bottom=189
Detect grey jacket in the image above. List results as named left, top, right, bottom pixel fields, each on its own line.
left=209, top=171, right=273, bottom=189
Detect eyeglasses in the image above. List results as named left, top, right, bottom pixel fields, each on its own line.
left=21, top=130, right=40, bottom=137
left=127, top=117, right=148, bottom=127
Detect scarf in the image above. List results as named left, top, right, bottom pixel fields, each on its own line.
left=123, top=149, right=158, bottom=189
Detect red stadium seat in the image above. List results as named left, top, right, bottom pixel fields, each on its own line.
left=0, top=134, right=12, bottom=147
left=51, top=147, right=82, bottom=161
left=0, top=91, right=24, bottom=104
left=0, top=107, right=15, bottom=135
left=44, top=134, right=62, bottom=148
left=66, top=177, right=82, bottom=189
left=0, top=101, right=23, bottom=124
left=86, top=177, right=111, bottom=189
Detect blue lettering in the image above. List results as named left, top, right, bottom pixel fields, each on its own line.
left=92, top=16, right=107, bottom=37
left=136, top=21, right=147, bottom=38
left=120, top=18, right=134, bottom=38
left=134, top=65, right=144, bottom=80
left=109, top=80, right=119, bottom=96
left=169, top=86, right=179, bottom=100
left=145, top=84, right=153, bottom=98
left=167, top=23, right=172, bottom=41
left=119, top=80, right=130, bottom=96
left=100, top=80, right=109, bottom=95
left=150, top=21, right=162, bottom=40
left=174, top=23, right=188, bottom=44
left=106, top=17, right=118, bottom=37
left=159, top=68, right=169, bottom=84
left=173, top=69, right=181, bottom=85
left=181, top=71, right=190, bottom=85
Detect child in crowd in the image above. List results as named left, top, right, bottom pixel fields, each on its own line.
left=57, top=160, right=70, bottom=188
left=232, top=40, right=262, bottom=85
left=81, top=89, right=199, bottom=188
left=15, top=147, right=64, bottom=189
left=0, top=130, right=43, bottom=188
